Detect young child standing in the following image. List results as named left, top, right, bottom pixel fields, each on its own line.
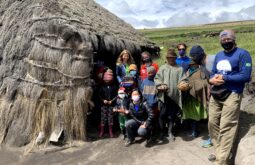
left=98, top=68, right=117, bottom=138
left=113, top=87, right=129, bottom=139
left=140, top=66, right=158, bottom=138
left=120, top=64, right=138, bottom=97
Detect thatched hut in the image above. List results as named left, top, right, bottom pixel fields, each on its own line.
left=0, top=0, right=158, bottom=146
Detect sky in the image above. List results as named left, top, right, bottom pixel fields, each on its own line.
left=95, top=0, right=255, bottom=29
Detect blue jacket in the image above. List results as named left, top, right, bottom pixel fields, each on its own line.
left=210, top=47, right=252, bottom=93
left=140, top=78, right=158, bottom=108
left=176, top=56, right=190, bottom=71
left=116, top=64, right=127, bottom=83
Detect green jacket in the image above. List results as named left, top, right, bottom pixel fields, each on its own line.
left=154, top=64, right=184, bottom=108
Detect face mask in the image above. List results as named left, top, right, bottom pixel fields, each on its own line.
left=221, top=42, right=234, bottom=51
left=148, top=75, right=155, bottom=80
left=143, top=57, right=151, bottom=63
left=132, top=95, right=140, bottom=102
left=178, top=50, right=186, bottom=56
left=118, top=94, right=125, bottom=99
left=130, top=70, right=137, bottom=76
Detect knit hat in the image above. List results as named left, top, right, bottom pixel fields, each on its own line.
left=129, top=64, right=137, bottom=71
left=118, top=87, right=126, bottom=94
left=189, top=45, right=205, bottom=65
left=103, top=68, right=113, bottom=81
left=219, top=29, right=236, bottom=41
left=147, top=66, right=156, bottom=75
left=166, top=49, right=177, bottom=58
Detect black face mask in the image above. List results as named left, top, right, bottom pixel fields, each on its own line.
left=143, top=57, right=151, bottom=63
left=221, top=42, right=234, bottom=51
left=148, top=75, right=155, bottom=80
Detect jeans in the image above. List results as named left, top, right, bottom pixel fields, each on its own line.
left=125, top=119, right=149, bottom=141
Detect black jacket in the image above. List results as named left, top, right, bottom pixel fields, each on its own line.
left=98, top=84, right=117, bottom=105
left=128, top=100, right=154, bottom=128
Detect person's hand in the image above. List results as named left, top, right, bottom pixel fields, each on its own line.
left=216, top=74, right=224, bottom=81
left=108, top=101, right=112, bottom=105
left=157, top=84, right=168, bottom=92
left=113, top=108, right=118, bottom=112
left=103, top=100, right=108, bottom=104
left=124, top=110, right=129, bottom=114
left=177, top=81, right=191, bottom=91
left=209, top=74, right=225, bottom=86
left=118, top=108, right=125, bottom=113
left=139, top=122, right=146, bottom=128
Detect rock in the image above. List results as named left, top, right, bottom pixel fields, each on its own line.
left=235, top=136, right=255, bottom=165
left=36, top=132, right=45, bottom=145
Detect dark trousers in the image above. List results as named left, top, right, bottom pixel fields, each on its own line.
left=158, top=96, right=180, bottom=134
left=125, top=119, right=149, bottom=141
left=101, top=106, right=114, bottom=126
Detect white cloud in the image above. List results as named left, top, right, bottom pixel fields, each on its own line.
left=95, top=0, right=255, bottom=28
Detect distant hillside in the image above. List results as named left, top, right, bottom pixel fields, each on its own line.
left=140, top=20, right=255, bottom=65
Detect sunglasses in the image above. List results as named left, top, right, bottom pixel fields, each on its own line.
left=178, top=48, right=185, bottom=51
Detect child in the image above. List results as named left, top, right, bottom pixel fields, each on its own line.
left=113, top=87, right=129, bottom=139
left=120, top=64, right=138, bottom=97
left=140, top=66, right=158, bottom=138
left=129, top=64, right=139, bottom=86
left=140, top=66, right=158, bottom=111
left=98, top=68, right=117, bottom=138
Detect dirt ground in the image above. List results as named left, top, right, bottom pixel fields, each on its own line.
left=0, top=94, right=254, bottom=165
left=0, top=125, right=214, bottom=165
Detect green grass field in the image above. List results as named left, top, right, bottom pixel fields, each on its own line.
left=140, top=20, right=255, bottom=66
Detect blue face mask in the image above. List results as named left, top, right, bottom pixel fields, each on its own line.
left=178, top=50, right=186, bottom=56
left=130, top=70, right=137, bottom=76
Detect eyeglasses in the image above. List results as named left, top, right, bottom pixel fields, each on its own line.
left=178, top=48, right=185, bottom=51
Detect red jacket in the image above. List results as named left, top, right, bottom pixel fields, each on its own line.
left=140, top=63, right=159, bottom=81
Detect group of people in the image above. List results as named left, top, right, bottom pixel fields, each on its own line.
left=94, top=29, right=252, bottom=165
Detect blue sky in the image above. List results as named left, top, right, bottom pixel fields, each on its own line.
left=95, top=0, right=255, bottom=29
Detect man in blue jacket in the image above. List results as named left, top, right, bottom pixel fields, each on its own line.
left=208, top=29, right=252, bottom=164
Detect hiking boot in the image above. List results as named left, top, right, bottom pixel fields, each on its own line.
left=202, top=138, right=213, bottom=148
left=208, top=154, right=216, bottom=162
left=144, top=138, right=153, bottom=147
left=98, top=124, right=104, bottom=138
left=121, top=129, right=127, bottom=140
left=109, top=125, right=113, bottom=138
left=190, top=121, right=199, bottom=138
left=125, top=139, right=134, bottom=147
left=123, top=134, right=127, bottom=140
left=188, top=130, right=199, bottom=138
left=159, top=132, right=165, bottom=140
left=167, top=133, right=175, bottom=142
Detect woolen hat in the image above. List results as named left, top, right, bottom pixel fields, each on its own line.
left=103, top=69, right=113, bottom=81
left=219, top=29, right=236, bottom=41
left=129, top=64, right=137, bottom=71
left=189, top=45, right=205, bottom=65
left=166, top=49, right=177, bottom=58
left=147, top=66, right=156, bottom=75
left=118, top=87, right=126, bottom=94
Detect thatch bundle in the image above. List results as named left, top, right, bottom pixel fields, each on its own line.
left=0, top=0, right=158, bottom=147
